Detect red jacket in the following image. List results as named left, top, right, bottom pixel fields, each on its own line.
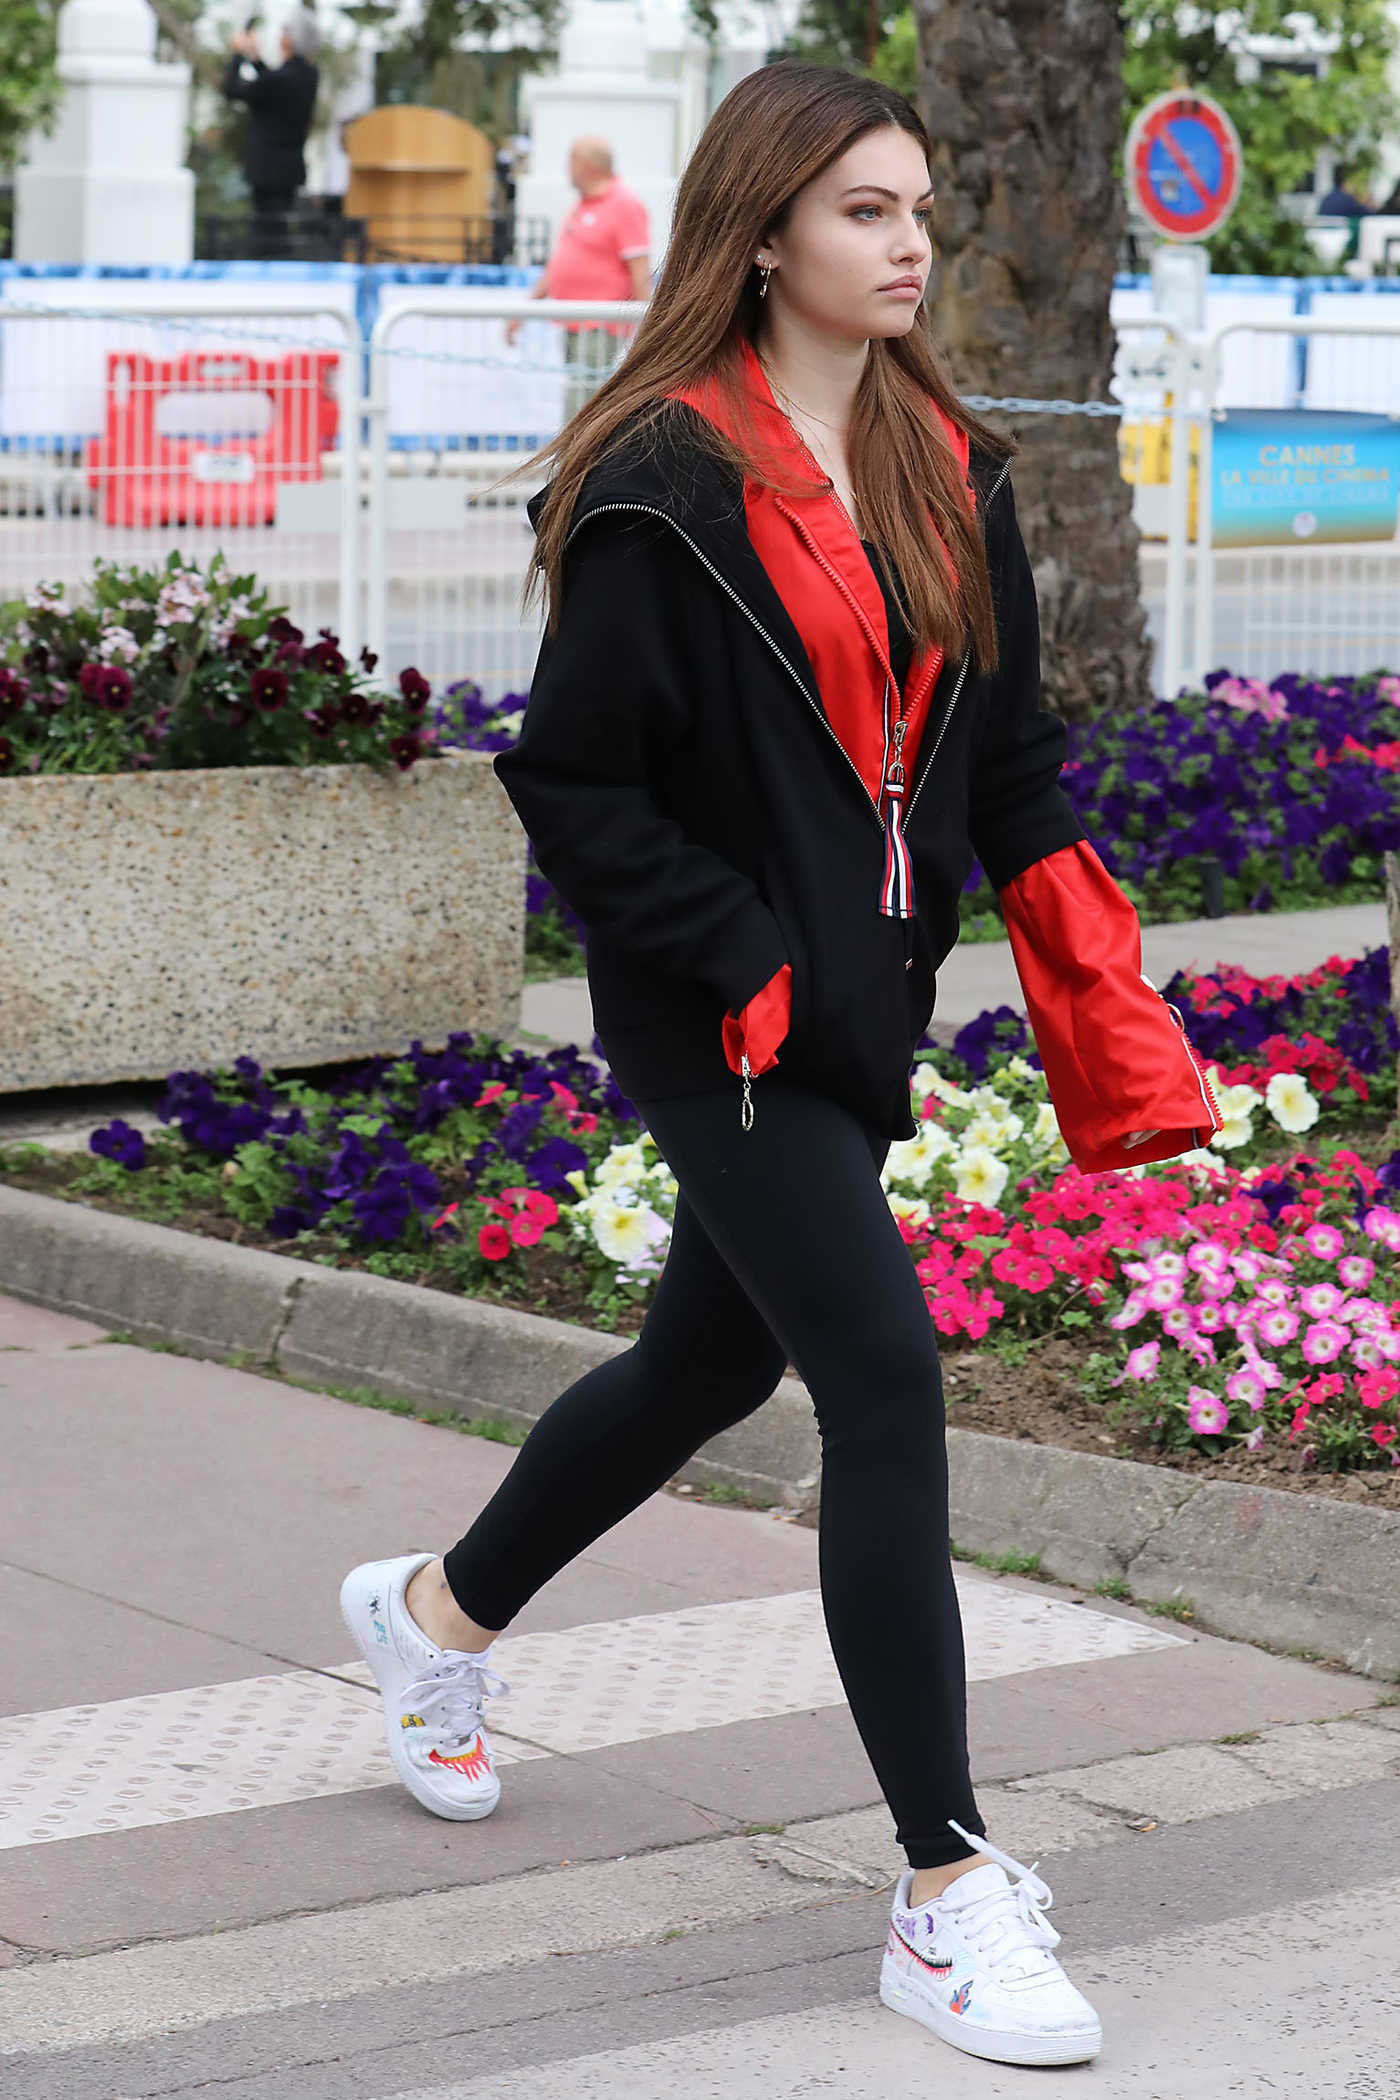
left=671, top=342, right=1221, bottom=1174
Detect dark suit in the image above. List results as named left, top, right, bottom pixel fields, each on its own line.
left=221, top=52, right=319, bottom=215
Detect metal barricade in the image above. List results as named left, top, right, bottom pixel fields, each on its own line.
left=0, top=301, right=360, bottom=656
left=364, top=295, right=643, bottom=695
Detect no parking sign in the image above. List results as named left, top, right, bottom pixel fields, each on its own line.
left=1126, top=88, right=1242, bottom=244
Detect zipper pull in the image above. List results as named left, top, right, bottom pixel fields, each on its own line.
left=740, top=1052, right=754, bottom=1132
left=887, top=715, right=907, bottom=790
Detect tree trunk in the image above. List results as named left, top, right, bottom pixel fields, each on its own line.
left=913, top=0, right=1153, bottom=723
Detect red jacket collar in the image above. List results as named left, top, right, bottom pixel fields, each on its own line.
left=668, top=338, right=971, bottom=806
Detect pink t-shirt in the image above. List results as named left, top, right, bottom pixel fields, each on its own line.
left=547, top=179, right=650, bottom=302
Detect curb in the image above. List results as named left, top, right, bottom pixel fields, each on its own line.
left=2, top=1185, right=1396, bottom=1679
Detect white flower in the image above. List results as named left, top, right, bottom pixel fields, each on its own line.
left=593, top=1141, right=649, bottom=1188
left=1211, top=1114, right=1256, bottom=1151
left=1212, top=1079, right=1263, bottom=1120
left=910, top=1063, right=941, bottom=1098
left=920, top=1068, right=972, bottom=1108
left=562, top=1168, right=588, bottom=1197
left=952, top=1145, right=1009, bottom=1207
left=1029, top=1101, right=1063, bottom=1149
left=590, top=1197, right=671, bottom=1268
left=1005, top=1055, right=1037, bottom=1083
left=887, top=1192, right=932, bottom=1230
left=960, top=1111, right=1012, bottom=1151
left=883, top=1124, right=955, bottom=1190
left=1264, top=1071, right=1319, bottom=1134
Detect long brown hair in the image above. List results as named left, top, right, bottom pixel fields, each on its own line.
left=517, top=61, right=1015, bottom=673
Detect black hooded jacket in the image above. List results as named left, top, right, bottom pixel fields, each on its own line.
left=493, top=402, right=1088, bottom=1142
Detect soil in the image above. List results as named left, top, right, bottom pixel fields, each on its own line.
left=4, top=1155, right=1398, bottom=1511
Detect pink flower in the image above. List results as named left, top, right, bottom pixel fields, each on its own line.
left=1254, top=1306, right=1299, bottom=1347
left=1123, top=1340, right=1161, bottom=1381
left=1298, top=1283, right=1345, bottom=1320
left=1144, top=1275, right=1184, bottom=1311
left=1355, top=1366, right=1400, bottom=1411
left=1362, top=1206, right=1400, bottom=1249
left=1243, top=1422, right=1266, bottom=1451
left=1110, top=1291, right=1150, bottom=1330
left=1372, top=1424, right=1398, bottom=1448
left=1230, top=1250, right=1265, bottom=1283
left=1186, top=1242, right=1230, bottom=1276
left=1338, top=1255, right=1376, bottom=1290
left=1301, top=1320, right=1349, bottom=1365
left=1186, top=1386, right=1230, bottom=1435
left=1303, top=1223, right=1345, bottom=1261
left=1350, top=1335, right=1385, bottom=1370
left=1226, top=1367, right=1268, bottom=1411
left=1162, top=1306, right=1194, bottom=1339
left=1190, top=1300, right=1231, bottom=1335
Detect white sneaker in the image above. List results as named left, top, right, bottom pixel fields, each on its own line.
left=879, top=1818, right=1103, bottom=2066
left=340, top=1551, right=510, bottom=1822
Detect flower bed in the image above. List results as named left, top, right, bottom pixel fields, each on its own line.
left=0, top=558, right=436, bottom=775
left=2, top=940, right=1397, bottom=1489
left=959, top=669, right=1400, bottom=933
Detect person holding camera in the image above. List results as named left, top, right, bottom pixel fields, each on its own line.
left=222, top=10, right=321, bottom=251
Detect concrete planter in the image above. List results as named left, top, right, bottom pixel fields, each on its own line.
left=0, top=753, right=524, bottom=1089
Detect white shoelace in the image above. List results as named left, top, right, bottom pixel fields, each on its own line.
left=938, top=1818, right=1063, bottom=1975
left=401, top=1651, right=511, bottom=1748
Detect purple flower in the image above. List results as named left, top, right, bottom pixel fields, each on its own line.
left=251, top=666, right=288, bottom=713
left=388, top=732, right=423, bottom=771
left=268, top=616, right=303, bottom=646
left=399, top=667, right=431, bottom=711
left=90, top=1118, right=147, bottom=1170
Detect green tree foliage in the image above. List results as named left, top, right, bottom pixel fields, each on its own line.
left=0, top=0, right=59, bottom=170
left=373, top=0, right=564, bottom=110
left=770, top=0, right=907, bottom=72
left=1119, top=0, right=1400, bottom=274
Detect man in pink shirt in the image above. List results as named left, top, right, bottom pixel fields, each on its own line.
left=506, top=136, right=651, bottom=418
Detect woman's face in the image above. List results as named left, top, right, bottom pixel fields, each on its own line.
left=760, top=126, right=934, bottom=345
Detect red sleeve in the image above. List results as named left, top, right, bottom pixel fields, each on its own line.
left=721, top=962, right=792, bottom=1078
left=999, top=841, right=1222, bottom=1173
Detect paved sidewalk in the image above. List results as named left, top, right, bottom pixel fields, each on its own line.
left=519, top=899, right=1388, bottom=1052
left=1, top=1293, right=1396, bottom=2096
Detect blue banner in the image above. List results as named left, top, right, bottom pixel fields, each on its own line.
left=1211, top=408, right=1400, bottom=546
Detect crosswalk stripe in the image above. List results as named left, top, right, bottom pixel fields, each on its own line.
left=0, top=1580, right=1184, bottom=1851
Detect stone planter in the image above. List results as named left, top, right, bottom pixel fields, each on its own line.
left=0, top=753, right=524, bottom=1090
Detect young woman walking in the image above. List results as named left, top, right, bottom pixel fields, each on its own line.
left=342, top=61, right=1221, bottom=2070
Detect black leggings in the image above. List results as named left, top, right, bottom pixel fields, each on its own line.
left=443, top=1075, right=986, bottom=1870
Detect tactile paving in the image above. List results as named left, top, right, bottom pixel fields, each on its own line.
left=1, top=1580, right=1182, bottom=1849
left=0, top=1670, right=544, bottom=1852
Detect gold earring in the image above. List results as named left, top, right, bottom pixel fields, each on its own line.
left=758, top=261, right=772, bottom=299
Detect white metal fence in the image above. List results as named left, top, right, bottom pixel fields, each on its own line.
left=2, top=290, right=1398, bottom=701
